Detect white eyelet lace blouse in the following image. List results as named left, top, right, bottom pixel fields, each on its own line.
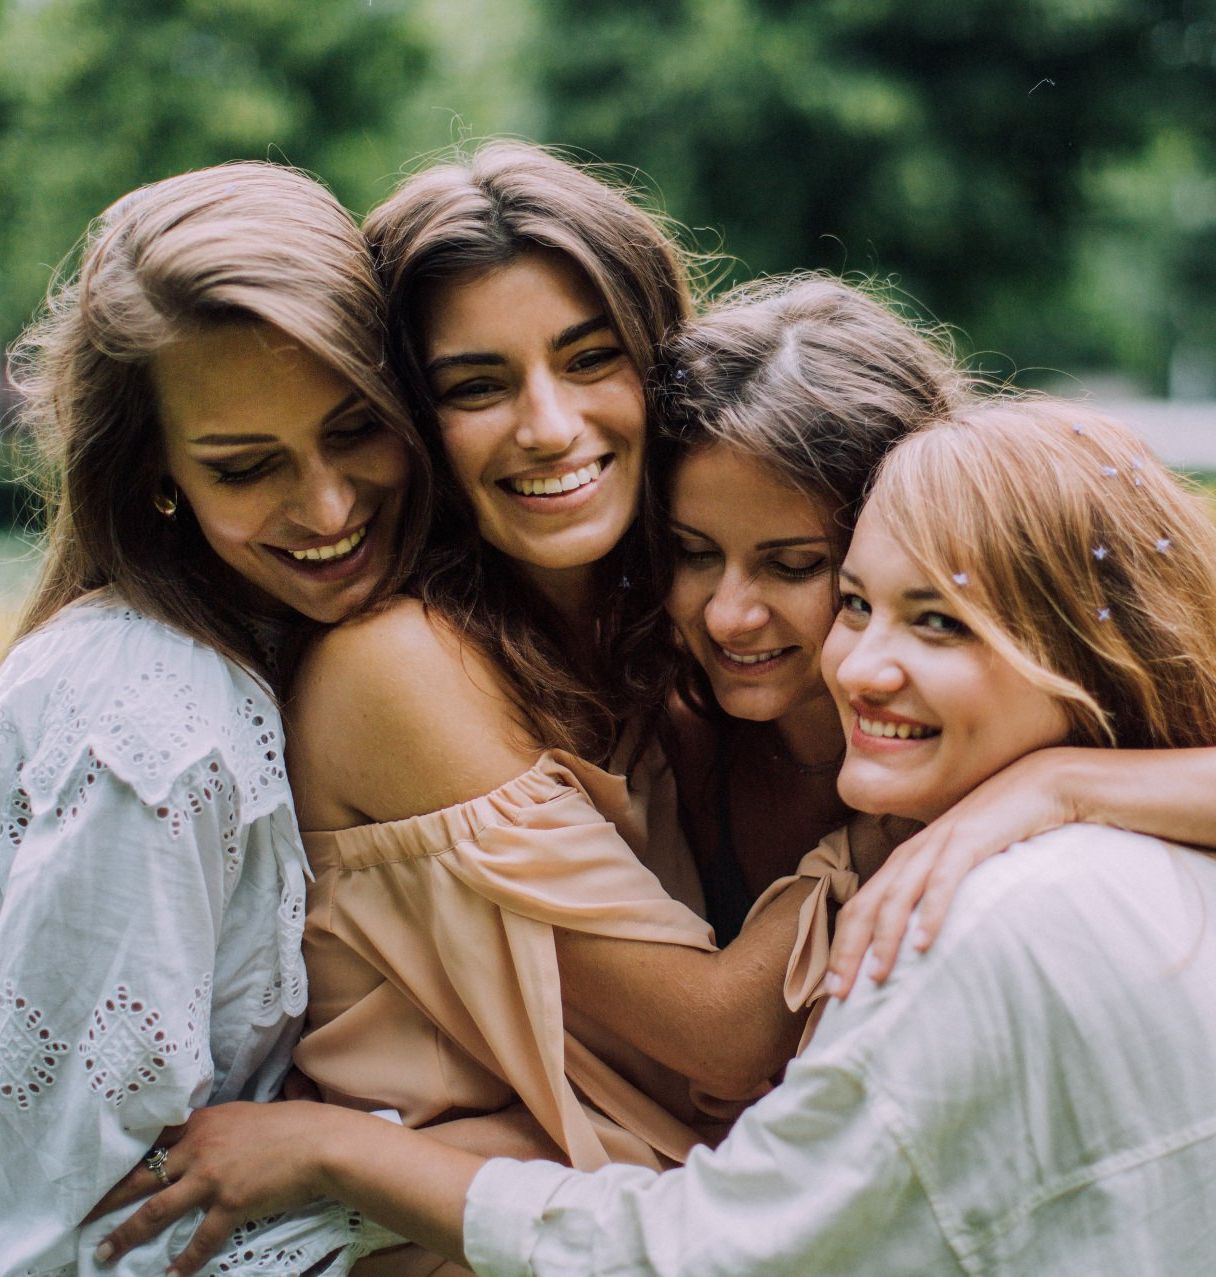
left=0, top=595, right=395, bottom=1277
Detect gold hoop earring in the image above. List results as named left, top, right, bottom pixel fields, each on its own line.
left=153, top=486, right=179, bottom=519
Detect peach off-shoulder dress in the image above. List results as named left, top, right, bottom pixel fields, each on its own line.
left=296, top=745, right=888, bottom=1274
left=296, top=747, right=730, bottom=1176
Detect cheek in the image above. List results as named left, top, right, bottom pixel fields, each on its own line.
left=438, top=421, right=489, bottom=494
left=819, top=616, right=852, bottom=700
left=666, top=573, right=705, bottom=640
left=797, top=582, right=838, bottom=654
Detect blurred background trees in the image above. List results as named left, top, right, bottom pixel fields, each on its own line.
left=1, top=0, right=1213, bottom=394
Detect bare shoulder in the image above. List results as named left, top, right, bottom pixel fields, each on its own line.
left=285, top=598, right=540, bottom=826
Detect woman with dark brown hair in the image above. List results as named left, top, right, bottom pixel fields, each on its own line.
left=0, top=160, right=427, bottom=1275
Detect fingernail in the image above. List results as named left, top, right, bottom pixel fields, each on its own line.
left=864, top=954, right=882, bottom=981
left=912, top=927, right=930, bottom=950
left=94, top=1241, right=114, bottom=1264
left=823, top=972, right=842, bottom=997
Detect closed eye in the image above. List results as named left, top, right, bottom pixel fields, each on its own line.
left=672, top=537, right=720, bottom=566
left=769, top=555, right=828, bottom=581
left=209, top=455, right=278, bottom=485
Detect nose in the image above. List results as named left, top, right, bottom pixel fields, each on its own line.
left=285, top=457, right=357, bottom=535
left=704, top=570, right=769, bottom=641
left=515, top=372, right=581, bottom=454
left=830, top=619, right=907, bottom=700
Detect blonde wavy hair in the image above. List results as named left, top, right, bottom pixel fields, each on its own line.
left=867, top=398, right=1216, bottom=748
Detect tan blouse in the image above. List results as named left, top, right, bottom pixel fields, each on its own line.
left=296, top=745, right=902, bottom=1179
left=297, top=748, right=722, bottom=1173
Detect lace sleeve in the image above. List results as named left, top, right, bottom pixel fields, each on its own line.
left=0, top=755, right=245, bottom=1266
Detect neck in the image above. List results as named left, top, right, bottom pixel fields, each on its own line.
left=774, top=692, right=846, bottom=769
left=517, top=561, right=600, bottom=648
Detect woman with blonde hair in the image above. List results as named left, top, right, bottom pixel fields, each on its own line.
left=97, top=397, right=1216, bottom=1276
left=0, top=160, right=427, bottom=1274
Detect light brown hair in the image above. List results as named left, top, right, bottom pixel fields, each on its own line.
left=9, top=161, right=429, bottom=687
left=868, top=399, right=1216, bottom=748
left=365, top=140, right=697, bottom=758
left=627, top=273, right=968, bottom=716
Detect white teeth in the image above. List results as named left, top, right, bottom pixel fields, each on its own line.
left=289, top=525, right=367, bottom=562
left=511, top=459, right=603, bottom=496
left=721, top=647, right=785, bottom=666
left=858, top=716, right=936, bottom=740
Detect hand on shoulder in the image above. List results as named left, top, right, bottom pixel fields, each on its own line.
left=286, top=598, right=541, bottom=827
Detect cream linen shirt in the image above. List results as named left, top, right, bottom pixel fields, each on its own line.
left=465, top=824, right=1216, bottom=1276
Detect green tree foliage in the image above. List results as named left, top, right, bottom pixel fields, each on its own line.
left=533, top=0, right=1216, bottom=391
left=0, top=0, right=1213, bottom=395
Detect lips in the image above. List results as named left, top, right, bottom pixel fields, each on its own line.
left=500, top=455, right=611, bottom=499
left=708, top=642, right=798, bottom=676
left=849, top=701, right=940, bottom=743
left=286, top=524, right=367, bottom=563
left=267, top=519, right=375, bottom=577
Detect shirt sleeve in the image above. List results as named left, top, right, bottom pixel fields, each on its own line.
left=463, top=1046, right=952, bottom=1277
left=0, top=753, right=242, bottom=1269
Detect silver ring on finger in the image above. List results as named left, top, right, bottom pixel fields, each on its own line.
left=143, top=1145, right=171, bottom=1189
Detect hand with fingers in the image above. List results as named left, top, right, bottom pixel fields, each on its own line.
left=92, top=1102, right=336, bottom=1277
left=825, top=748, right=1074, bottom=999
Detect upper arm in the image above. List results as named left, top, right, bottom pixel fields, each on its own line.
left=286, top=601, right=542, bottom=826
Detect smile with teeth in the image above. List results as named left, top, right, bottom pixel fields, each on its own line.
left=720, top=646, right=788, bottom=666
left=858, top=715, right=939, bottom=741
left=287, top=525, right=367, bottom=562
left=508, top=459, right=603, bottom=496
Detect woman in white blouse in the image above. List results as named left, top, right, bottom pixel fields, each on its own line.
left=0, top=162, right=428, bottom=1276
left=95, top=399, right=1216, bottom=1275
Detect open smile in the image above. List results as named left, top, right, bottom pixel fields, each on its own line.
left=500, top=455, right=612, bottom=500
left=849, top=702, right=941, bottom=747
left=711, top=643, right=798, bottom=675
left=267, top=520, right=375, bottom=577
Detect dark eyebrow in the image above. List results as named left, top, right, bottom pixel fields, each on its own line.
left=425, top=351, right=506, bottom=377
left=188, top=392, right=363, bottom=446
left=757, top=536, right=831, bottom=551
left=670, top=520, right=711, bottom=539
left=425, top=315, right=614, bottom=379
left=552, top=315, right=612, bottom=351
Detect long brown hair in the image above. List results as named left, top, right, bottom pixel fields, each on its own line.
left=869, top=399, right=1216, bottom=748
left=626, top=272, right=969, bottom=718
left=9, top=161, right=429, bottom=688
left=365, top=141, right=697, bottom=759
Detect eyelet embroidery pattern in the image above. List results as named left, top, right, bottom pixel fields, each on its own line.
left=78, top=986, right=179, bottom=1108
left=276, top=883, right=308, bottom=1016
left=23, top=679, right=89, bottom=804
left=50, top=750, right=105, bottom=833
left=1, top=782, right=31, bottom=854
left=183, top=974, right=215, bottom=1077
left=18, top=1263, right=73, bottom=1277
left=209, top=1205, right=388, bottom=1274
left=0, top=980, right=71, bottom=1111
left=95, top=662, right=202, bottom=790
left=220, top=696, right=288, bottom=816
left=153, top=757, right=244, bottom=885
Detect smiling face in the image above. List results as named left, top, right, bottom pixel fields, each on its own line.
left=154, top=322, right=409, bottom=624
left=422, top=250, right=646, bottom=600
left=822, top=505, right=1070, bottom=823
left=667, top=445, right=842, bottom=759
